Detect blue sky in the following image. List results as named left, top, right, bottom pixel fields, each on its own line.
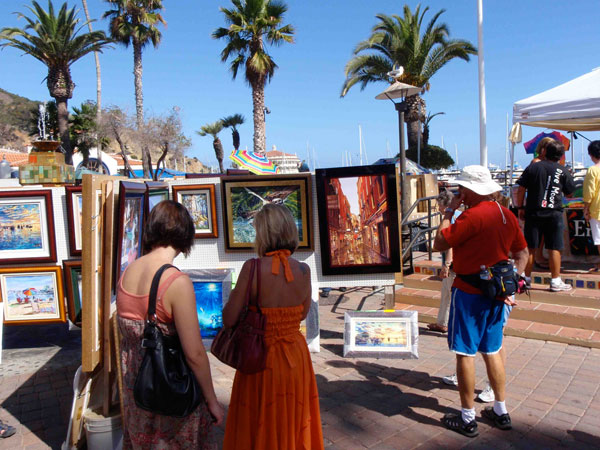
left=1, top=0, right=599, bottom=171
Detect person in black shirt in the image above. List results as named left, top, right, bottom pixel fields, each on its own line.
left=515, top=141, right=576, bottom=291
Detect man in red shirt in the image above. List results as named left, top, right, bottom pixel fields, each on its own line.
left=434, top=165, right=528, bottom=438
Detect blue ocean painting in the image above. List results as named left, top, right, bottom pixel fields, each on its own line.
left=192, top=281, right=224, bottom=337
left=0, top=203, right=43, bottom=251
left=354, top=320, right=408, bottom=348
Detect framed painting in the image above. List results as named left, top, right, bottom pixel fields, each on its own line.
left=343, top=310, right=418, bottom=359
left=63, top=259, right=82, bottom=325
left=0, top=266, right=66, bottom=325
left=0, top=189, right=57, bottom=265
left=315, top=164, right=400, bottom=275
left=145, top=181, right=169, bottom=216
left=115, top=181, right=146, bottom=283
left=221, top=173, right=313, bottom=251
left=183, top=269, right=233, bottom=339
left=65, top=185, right=83, bottom=257
left=172, top=184, right=218, bottom=238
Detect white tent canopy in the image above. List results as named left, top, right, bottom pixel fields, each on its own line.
left=509, top=68, right=600, bottom=184
left=512, top=67, right=600, bottom=132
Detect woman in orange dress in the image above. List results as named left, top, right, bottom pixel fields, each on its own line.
left=117, top=201, right=224, bottom=449
left=223, top=203, right=324, bottom=450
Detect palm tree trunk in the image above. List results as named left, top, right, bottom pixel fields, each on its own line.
left=405, top=94, right=426, bottom=150
left=214, top=138, right=224, bottom=173
left=407, top=120, right=422, bottom=150
left=133, top=40, right=144, bottom=129
left=56, top=98, right=72, bottom=164
left=81, top=0, right=103, bottom=167
left=252, top=83, right=266, bottom=154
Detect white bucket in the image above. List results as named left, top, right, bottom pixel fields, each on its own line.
left=83, top=408, right=123, bottom=450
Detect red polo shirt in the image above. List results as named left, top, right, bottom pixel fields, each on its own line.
left=440, top=201, right=527, bottom=294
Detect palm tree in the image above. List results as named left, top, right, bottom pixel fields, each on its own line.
left=341, top=4, right=476, bottom=149
left=221, top=114, right=245, bottom=151
left=422, top=111, right=445, bottom=147
left=0, top=0, right=111, bottom=163
left=197, top=121, right=225, bottom=173
left=104, top=0, right=166, bottom=177
left=213, top=0, right=294, bottom=154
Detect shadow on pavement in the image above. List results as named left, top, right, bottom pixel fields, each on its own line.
left=1, top=323, right=81, bottom=449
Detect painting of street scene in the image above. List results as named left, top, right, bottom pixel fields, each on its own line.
left=181, top=192, right=212, bottom=233
left=0, top=202, right=43, bottom=252
left=192, top=281, right=224, bottom=338
left=325, top=175, right=390, bottom=267
left=1, top=272, right=61, bottom=322
left=230, top=184, right=303, bottom=244
left=352, top=319, right=410, bottom=351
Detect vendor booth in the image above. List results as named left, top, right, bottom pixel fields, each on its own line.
left=509, top=67, right=600, bottom=261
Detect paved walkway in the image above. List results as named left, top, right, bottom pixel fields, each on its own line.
left=1, top=288, right=599, bottom=449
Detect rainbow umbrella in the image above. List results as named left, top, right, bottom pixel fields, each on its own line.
left=229, top=150, right=279, bottom=175
left=523, top=131, right=570, bottom=155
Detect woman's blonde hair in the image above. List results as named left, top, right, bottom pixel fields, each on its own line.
left=253, top=203, right=299, bottom=256
left=534, top=137, right=556, bottom=159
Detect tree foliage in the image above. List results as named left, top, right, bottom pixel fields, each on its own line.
left=405, top=144, right=454, bottom=170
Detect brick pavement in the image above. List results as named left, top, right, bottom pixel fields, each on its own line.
left=1, top=288, right=600, bottom=449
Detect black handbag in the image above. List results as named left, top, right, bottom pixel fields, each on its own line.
left=133, top=264, right=203, bottom=417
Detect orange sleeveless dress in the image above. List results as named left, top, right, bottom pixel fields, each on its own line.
left=223, top=256, right=324, bottom=450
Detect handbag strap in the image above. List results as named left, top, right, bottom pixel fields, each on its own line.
left=246, top=258, right=262, bottom=313
left=147, top=264, right=178, bottom=324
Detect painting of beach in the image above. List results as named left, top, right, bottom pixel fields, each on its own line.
left=1, top=270, right=64, bottom=323
left=0, top=203, right=43, bottom=251
left=352, top=319, right=410, bottom=351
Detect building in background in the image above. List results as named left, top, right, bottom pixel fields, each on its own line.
left=265, top=146, right=301, bottom=173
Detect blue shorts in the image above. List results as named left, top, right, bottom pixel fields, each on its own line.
left=503, top=303, right=513, bottom=327
left=448, top=288, right=505, bottom=356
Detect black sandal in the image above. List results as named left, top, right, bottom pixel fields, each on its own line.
left=442, top=412, right=479, bottom=438
left=482, top=406, right=512, bottom=430
left=0, top=420, right=16, bottom=439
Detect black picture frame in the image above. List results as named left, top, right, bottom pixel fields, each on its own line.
left=315, top=164, right=400, bottom=275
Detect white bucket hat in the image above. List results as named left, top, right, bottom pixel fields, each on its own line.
left=455, top=165, right=502, bottom=196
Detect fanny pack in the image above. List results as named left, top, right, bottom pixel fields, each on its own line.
left=457, top=260, right=519, bottom=300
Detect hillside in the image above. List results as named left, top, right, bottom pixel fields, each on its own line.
left=0, top=88, right=39, bottom=150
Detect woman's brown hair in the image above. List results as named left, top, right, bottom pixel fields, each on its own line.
left=253, top=203, right=299, bottom=256
left=143, top=200, right=195, bottom=255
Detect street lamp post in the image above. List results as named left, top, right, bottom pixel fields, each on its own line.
left=376, top=79, right=421, bottom=262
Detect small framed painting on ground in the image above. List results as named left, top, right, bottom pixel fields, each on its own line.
left=115, top=181, right=146, bottom=283
left=315, top=164, right=400, bottom=275
left=63, top=259, right=83, bottom=325
left=183, top=269, right=233, bottom=340
left=0, top=266, right=66, bottom=325
left=0, top=189, right=57, bottom=265
left=145, top=181, right=169, bottom=216
left=343, top=310, right=418, bottom=358
left=221, top=173, right=313, bottom=251
left=172, top=184, right=218, bottom=238
left=65, top=185, right=83, bottom=257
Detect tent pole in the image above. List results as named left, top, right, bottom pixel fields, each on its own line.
left=570, top=132, right=574, bottom=170
left=509, top=141, right=515, bottom=204
left=477, top=0, right=488, bottom=167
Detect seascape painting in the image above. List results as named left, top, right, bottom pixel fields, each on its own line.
left=353, top=319, right=410, bottom=350
left=119, top=196, right=143, bottom=279
left=73, top=193, right=83, bottom=250
left=192, top=281, right=224, bottom=338
left=1, top=272, right=62, bottom=323
left=0, top=202, right=43, bottom=252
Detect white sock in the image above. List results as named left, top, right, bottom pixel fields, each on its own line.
left=461, top=407, right=476, bottom=423
left=493, top=400, right=507, bottom=416
left=551, top=277, right=562, bottom=284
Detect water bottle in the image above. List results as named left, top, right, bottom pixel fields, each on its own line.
left=479, top=265, right=492, bottom=281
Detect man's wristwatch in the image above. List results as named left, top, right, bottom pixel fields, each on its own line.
left=444, top=208, right=454, bottom=214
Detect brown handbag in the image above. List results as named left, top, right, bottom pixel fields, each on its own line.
left=210, top=259, right=267, bottom=374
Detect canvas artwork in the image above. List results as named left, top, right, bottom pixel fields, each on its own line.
left=148, top=191, right=168, bottom=212
left=0, top=190, right=56, bottom=265
left=120, top=196, right=144, bottom=279
left=172, top=184, right=218, bottom=238
left=221, top=175, right=313, bottom=251
left=1, top=267, right=65, bottom=324
left=343, top=310, right=418, bottom=358
left=184, top=269, right=232, bottom=339
left=65, top=186, right=83, bottom=256
left=316, top=165, right=400, bottom=275
left=63, top=260, right=82, bottom=325
left=146, top=181, right=169, bottom=215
